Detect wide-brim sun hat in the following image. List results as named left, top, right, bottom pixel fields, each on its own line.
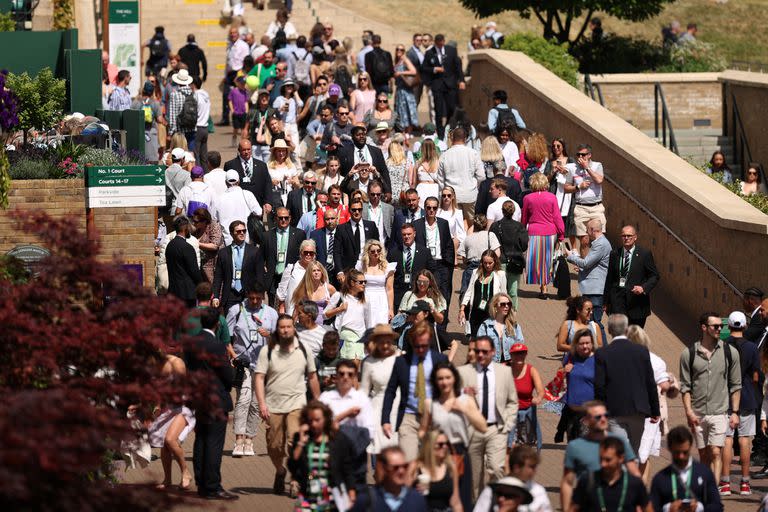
left=489, top=477, right=533, bottom=504
left=271, top=139, right=289, bottom=151
left=172, top=69, right=193, bottom=86
left=369, top=324, right=399, bottom=341
left=375, top=121, right=390, bottom=132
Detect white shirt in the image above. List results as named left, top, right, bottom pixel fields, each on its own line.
left=194, top=89, right=211, bottom=127
left=175, top=181, right=216, bottom=215
left=353, top=145, right=372, bottom=165
left=319, top=387, right=376, bottom=439
left=436, top=144, right=485, bottom=204
left=476, top=363, right=497, bottom=424
left=424, top=220, right=442, bottom=260
left=334, top=294, right=369, bottom=334
left=214, top=186, right=262, bottom=244
left=501, top=141, right=520, bottom=174
left=438, top=208, right=467, bottom=245
left=486, top=196, right=521, bottom=224
left=568, top=161, right=604, bottom=204
left=277, top=262, right=307, bottom=313
left=325, top=229, right=337, bottom=266
left=367, top=204, right=386, bottom=244
left=298, top=325, right=327, bottom=357
left=474, top=480, right=552, bottom=512
left=204, top=168, right=228, bottom=197
left=227, top=39, right=250, bottom=72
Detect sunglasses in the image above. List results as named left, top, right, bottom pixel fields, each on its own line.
left=234, top=229, right=247, bottom=234
left=369, top=192, right=381, bottom=197
left=441, top=194, right=452, bottom=198
left=305, top=181, right=317, bottom=185
left=302, top=251, right=316, bottom=256
left=388, top=463, right=409, bottom=471
left=476, top=349, right=491, bottom=354
left=497, top=491, right=523, bottom=500
left=369, top=248, right=381, bottom=254
left=338, top=111, right=349, bottom=115
left=748, top=171, right=758, bottom=175
left=277, top=216, right=290, bottom=220
left=425, top=206, right=438, bottom=211
left=359, top=77, right=368, bottom=82
left=591, top=413, right=609, bottom=420
left=350, top=208, right=362, bottom=212
left=498, top=302, right=511, bottom=307
left=577, top=153, right=590, bottom=157
left=337, top=371, right=355, bottom=377
left=434, top=441, right=449, bottom=448
left=412, top=344, right=430, bottom=350
left=377, top=99, right=388, bottom=103
left=417, top=280, right=429, bottom=285
left=354, top=279, right=367, bottom=284
left=707, top=324, right=723, bottom=329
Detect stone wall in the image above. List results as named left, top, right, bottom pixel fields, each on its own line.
left=589, top=73, right=722, bottom=131
left=1, top=179, right=157, bottom=288
left=721, top=70, right=768, bottom=175
left=463, top=50, right=768, bottom=322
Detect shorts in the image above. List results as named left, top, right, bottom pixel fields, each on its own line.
left=693, top=414, right=728, bottom=449
left=458, top=202, right=475, bottom=222
left=726, top=411, right=756, bottom=438
left=232, top=113, right=247, bottom=129
left=573, top=203, right=606, bottom=236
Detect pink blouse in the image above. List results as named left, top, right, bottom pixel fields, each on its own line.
left=521, top=191, right=565, bottom=239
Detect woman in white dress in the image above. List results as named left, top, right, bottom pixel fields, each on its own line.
left=267, top=139, right=300, bottom=206
left=357, top=239, right=396, bottom=325
left=147, top=353, right=195, bottom=490
left=411, top=139, right=440, bottom=208
left=324, top=269, right=369, bottom=363
left=360, top=325, right=401, bottom=468
left=437, top=185, right=466, bottom=259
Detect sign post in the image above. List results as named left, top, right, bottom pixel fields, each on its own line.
left=108, top=1, right=141, bottom=97
left=86, top=165, right=166, bottom=208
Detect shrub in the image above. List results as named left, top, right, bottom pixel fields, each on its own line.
left=700, top=168, right=768, bottom=216
left=9, top=158, right=57, bottom=180
left=501, top=33, right=579, bottom=87
left=52, top=0, right=75, bottom=30
left=78, top=147, right=124, bottom=167
left=657, top=40, right=727, bottom=73
left=571, top=34, right=667, bottom=74
left=0, top=12, right=14, bottom=32
left=6, top=68, right=66, bottom=145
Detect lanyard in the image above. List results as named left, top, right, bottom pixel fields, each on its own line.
left=308, top=436, right=327, bottom=475
left=671, top=467, right=693, bottom=501
left=241, top=303, right=264, bottom=332
left=597, top=469, right=628, bottom=512
left=426, top=223, right=440, bottom=247
left=481, top=276, right=493, bottom=300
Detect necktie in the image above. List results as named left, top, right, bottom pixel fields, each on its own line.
left=623, top=249, right=631, bottom=274
left=306, top=193, right=313, bottom=213
left=276, top=229, right=287, bottom=274
left=416, top=358, right=426, bottom=414
left=326, top=231, right=335, bottom=271
left=353, top=222, right=361, bottom=254
left=405, top=246, right=412, bottom=272
left=233, top=245, right=243, bottom=292
left=358, top=148, right=366, bottom=163
left=244, top=159, right=251, bottom=178
left=481, top=367, right=489, bottom=419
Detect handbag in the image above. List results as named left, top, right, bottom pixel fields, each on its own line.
left=402, top=72, right=420, bottom=88
left=451, top=454, right=465, bottom=477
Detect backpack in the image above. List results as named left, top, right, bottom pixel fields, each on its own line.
left=292, top=51, right=311, bottom=86
left=333, top=66, right=353, bottom=97
left=370, top=50, right=392, bottom=83
left=149, top=35, right=168, bottom=59
left=186, top=184, right=210, bottom=216
left=177, top=91, right=198, bottom=132
left=687, top=341, right=734, bottom=394
left=142, top=102, right=154, bottom=125
left=267, top=341, right=310, bottom=376
left=494, top=106, right=520, bottom=131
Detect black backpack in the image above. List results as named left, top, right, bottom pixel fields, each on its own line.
left=177, top=91, right=198, bottom=132
left=150, top=35, right=168, bottom=59
left=494, top=106, right=520, bottom=131
left=334, top=66, right=353, bottom=98
left=370, top=50, right=392, bottom=83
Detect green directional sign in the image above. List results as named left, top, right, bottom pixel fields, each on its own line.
left=88, top=174, right=165, bottom=187
left=89, top=165, right=164, bottom=178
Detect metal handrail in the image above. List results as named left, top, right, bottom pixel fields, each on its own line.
left=654, top=83, right=679, bottom=155
left=583, top=74, right=605, bottom=106
left=729, top=93, right=763, bottom=183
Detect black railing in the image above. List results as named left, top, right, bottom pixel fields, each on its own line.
left=654, top=83, right=678, bottom=155
left=729, top=93, right=764, bottom=183
left=583, top=74, right=605, bottom=106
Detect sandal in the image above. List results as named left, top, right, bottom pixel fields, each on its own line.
left=180, top=472, right=192, bottom=491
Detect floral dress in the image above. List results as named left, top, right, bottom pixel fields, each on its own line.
left=394, top=60, right=418, bottom=130
left=387, top=161, right=408, bottom=206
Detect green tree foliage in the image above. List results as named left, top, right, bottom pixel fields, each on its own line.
left=0, top=12, right=15, bottom=32
left=459, top=0, right=678, bottom=45
left=6, top=68, right=66, bottom=145
left=501, top=33, right=579, bottom=87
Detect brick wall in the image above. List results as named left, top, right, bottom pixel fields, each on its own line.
left=1, top=179, right=157, bottom=288
left=462, top=51, right=768, bottom=323
left=721, top=71, right=768, bottom=175
left=590, top=75, right=722, bottom=131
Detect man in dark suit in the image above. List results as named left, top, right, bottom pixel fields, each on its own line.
left=595, top=314, right=660, bottom=455
left=422, top=34, right=465, bottom=136
left=743, top=287, right=766, bottom=343
left=413, top=196, right=455, bottom=315
left=211, top=220, right=265, bottom=311
left=389, top=223, right=433, bottom=308
left=166, top=216, right=203, bottom=307
left=263, top=207, right=306, bottom=301
left=475, top=170, right=522, bottom=216
left=186, top=307, right=238, bottom=500
left=333, top=199, right=379, bottom=283
left=389, top=188, right=424, bottom=253
left=223, top=139, right=273, bottom=214
left=310, top=208, right=341, bottom=287
left=603, top=225, right=660, bottom=328
left=382, top=321, right=449, bottom=461
left=286, top=170, right=318, bottom=227
left=338, top=125, right=391, bottom=195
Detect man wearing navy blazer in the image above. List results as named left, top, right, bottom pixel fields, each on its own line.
left=603, top=225, right=660, bottom=328
left=211, top=220, right=265, bottom=311
left=286, top=171, right=318, bottom=227
left=333, top=199, right=379, bottom=282
left=309, top=208, right=341, bottom=287
left=421, top=34, right=465, bottom=136
left=166, top=216, right=203, bottom=307
left=388, top=188, right=424, bottom=253
left=389, top=223, right=433, bottom=309
left=414, top=196, right=455, bottom=315
left=223, top=140, right=272, bottom=214
left=263, top=207, right=307, bottom=300
left=382, top=321, right=449, bottom=461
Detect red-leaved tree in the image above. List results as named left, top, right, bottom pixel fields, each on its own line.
left=0, top=211, right=216, bottom=511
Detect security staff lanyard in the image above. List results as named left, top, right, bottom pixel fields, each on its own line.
left=671, top=466, right=693, bottom=501
left=596, top=468, right=628, bottom=512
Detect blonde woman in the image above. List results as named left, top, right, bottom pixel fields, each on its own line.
left=316, top=155, right=343, bottom=193
left=480, top=136, right=506, bottom=179
left=459, top=250, right=507, bottom=336
left=386, top=139, right=411, bottom=205
left=437, top=186, right=466, bottom=258
left=413, top=430, right=463, bottom=512
left=290, top=260, right=337, bottom=323
left=627, top=324, right=671, bottom=483
left=267, top=139, right=300, bottom=205
left=477, top=293, right=524, bottom=364
left=324, top=269, right=369, bottom=361
left=356, top=240, right=396, bottom=325
left=412, top=138, right=440, bottom=208
left=162, top=132, right=189, bottom=165
left=349, top=71, right=376, bottom=123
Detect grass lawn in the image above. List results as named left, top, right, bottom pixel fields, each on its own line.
left=330, top=0, right=768, bottom=65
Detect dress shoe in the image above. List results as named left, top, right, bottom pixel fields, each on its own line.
left=205, top=490, right=239, bottom=500
left=273, top=469, right=286, bottom=495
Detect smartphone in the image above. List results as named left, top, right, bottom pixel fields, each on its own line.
left=680, top=499, right=692, bottom=507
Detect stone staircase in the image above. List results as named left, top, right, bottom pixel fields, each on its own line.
left=644, top=128, right=736, bottom=168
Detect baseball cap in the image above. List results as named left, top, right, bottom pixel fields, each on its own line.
left=406, top=300, right=431, bottom=315
left=728, top=311, right=747, bottom=329
left=225, top=169, right=240, bottom=183
left=171, top=147, right=186, bottom=161
left=509, top=343, right=528, bottom=354
left=328, top=83, right=341, bottom=96
left=190, top=166, right=205, bottom=178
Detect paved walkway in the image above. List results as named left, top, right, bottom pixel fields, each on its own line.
left=122, top=131, right=765, bottom=510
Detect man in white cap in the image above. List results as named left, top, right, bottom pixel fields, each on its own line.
left=213, top=170, right=263, bottom=245
left=168, top=68, right=197, bottom=147
left=482, top=22, right=504, bottom=49
left=165, top=147, right=191, bottom=214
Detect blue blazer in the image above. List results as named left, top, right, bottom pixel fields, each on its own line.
left=309, top=227, right=337, bottom=275
left=350, top=485, right=427, bottom=512
left=649, top=461, right=722, bottom=512
left=382, top=349, right=449, bottom=430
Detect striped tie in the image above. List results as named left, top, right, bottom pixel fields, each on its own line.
left=405, top=246, right=412, bottom=272
left=326, top=231, right=335, bottom=272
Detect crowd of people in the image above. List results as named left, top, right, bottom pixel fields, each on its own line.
left=115, top=6, right=768, bottom=512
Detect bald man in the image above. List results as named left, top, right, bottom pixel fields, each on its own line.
left=567, top=218, right=612, bottom=337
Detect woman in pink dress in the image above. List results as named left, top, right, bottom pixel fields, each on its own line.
left=349, top=71, right=376, bottom=124
left=521, top=173, right=564, bottom=299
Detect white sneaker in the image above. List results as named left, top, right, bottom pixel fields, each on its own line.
left=232, top=442, right=244, bottom=457
left=243, top=440, right=255, bottom=456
